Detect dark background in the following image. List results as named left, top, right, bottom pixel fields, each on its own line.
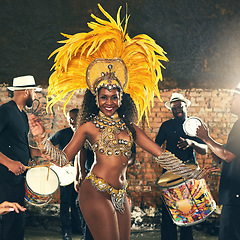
left=1, top=0, right=240, bottom=89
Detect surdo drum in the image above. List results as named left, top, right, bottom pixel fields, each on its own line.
left=25, top=166, right=59, bottom=206
left=157, top=165, right=216, bottom=226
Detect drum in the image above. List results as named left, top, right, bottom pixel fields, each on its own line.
left=157, top=166, right=216, bottom=226
left=25, top=167, right=59, bottom=206
left=183, top=117, right=202, bottom=137
left=50, top=164, right=76, bottom=186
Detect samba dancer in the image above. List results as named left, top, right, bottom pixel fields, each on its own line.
left=29, top=5, right=212, bottom=240
left=155, top=92, right=208, bottom=240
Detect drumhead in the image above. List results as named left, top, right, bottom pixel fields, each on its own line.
left=26, top=167, right=59, bottom=196
left=50, top=164, right=76, bottom=186
left=183, top=117, right=202, bottom=137
left=157, top=164, right=198, bottom=188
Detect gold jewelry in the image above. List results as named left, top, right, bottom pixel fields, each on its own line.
left=91, top=111, right=133, bottom=158
left=155, top=151, right=204, bottom=180
left=39, top=134, right=69, bottom=167
left=86, top=172, right=127, bottom=213
left=87, top=58, right=127, bottom=95
left=47, top=4, right=168, bottom=125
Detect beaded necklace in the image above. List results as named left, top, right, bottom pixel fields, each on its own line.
left=91, top=111, right=133, bottom=158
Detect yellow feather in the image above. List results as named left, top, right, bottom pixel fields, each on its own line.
left=47, top=4, right=168, bottom=126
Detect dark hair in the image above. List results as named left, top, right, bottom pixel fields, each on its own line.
left=78, top=88, right=137, bottom=139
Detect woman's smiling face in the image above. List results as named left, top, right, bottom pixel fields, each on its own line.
left=97, top=88, right=120, bottom=117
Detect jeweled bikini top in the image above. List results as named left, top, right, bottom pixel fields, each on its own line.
left=91, top=111, right=133, bottom=158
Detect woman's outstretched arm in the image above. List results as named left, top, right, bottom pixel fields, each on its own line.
left=132, top=124, right=215, bottom=180
left=29, top=114, right=89, bottom=167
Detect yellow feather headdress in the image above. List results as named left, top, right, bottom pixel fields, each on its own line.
left=47, top=4, right=168, bottom=124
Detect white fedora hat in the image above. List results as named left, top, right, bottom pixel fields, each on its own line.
left=7, top=75, right=42, bottom=92
left=231, top=82, right=240, bottom=95
left=165, top=93, right=191, bottom=110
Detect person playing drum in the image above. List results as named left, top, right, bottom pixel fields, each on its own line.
left=197, top=83, right=240, bottom=240
left=0, top=75, right=43, bottom=240
left=29, top=5, right=212, bottom=240
left=155, top=92, right=208, bottom=240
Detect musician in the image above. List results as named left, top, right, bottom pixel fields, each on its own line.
left=197, top=83, right=240, bottom=240
left=155, top=93, right=208, bottom=240
left=49, top=108, right=83, bottom=240
left=0, top=75, right=42, bottom=240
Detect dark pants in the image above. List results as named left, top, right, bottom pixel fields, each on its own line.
left=161, top=203, right=193, bottom=240
left=60, top=183, right=82, bottom=233
left=0, top=181, right=25, bottom=240
left=219, top=205, right=240, bottom=240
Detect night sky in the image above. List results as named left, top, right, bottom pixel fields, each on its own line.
left=0, top=0, right=240, bottom=89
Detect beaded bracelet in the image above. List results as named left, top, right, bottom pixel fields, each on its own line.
left=154, top=151, right=204, bottom=180
left=36, top=132, right=69, bottom=167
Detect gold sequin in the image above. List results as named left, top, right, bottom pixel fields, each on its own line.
left=91, top=112, right=133, bottom=158
left=86, top=172, right=127, bottom=213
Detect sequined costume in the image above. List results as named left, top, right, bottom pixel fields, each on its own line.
left=86, top=172, right=127, bottom=213
left=85, top=111, right=133, bottom=213
left=91, top=111, right=133, bottom=158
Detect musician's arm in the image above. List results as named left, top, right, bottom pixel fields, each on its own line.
left=198, top=135, right=235, bottom=163
left=0, top=108, right=25, bottom=174
left=178, top=137, right=207, bottom=155
left=0, top=152, right=25, bottom=174
left=197, top=124, right=236, bottom=163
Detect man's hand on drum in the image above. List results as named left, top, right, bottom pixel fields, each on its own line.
left=28, top=114, right=45, bottom=137
left=196, top=123, right=209, bottom=142
left=198, top=165, right=219, bottom=181
left=7, top=160, right=26, bottom=175
left=177, top=137, right=193, bottom=150
left=0, top=201, right=26, bottom=216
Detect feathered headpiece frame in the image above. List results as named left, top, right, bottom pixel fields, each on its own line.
left=47, top=4, right=168, bottom=125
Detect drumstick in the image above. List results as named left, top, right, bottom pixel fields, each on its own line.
left=47, top=165, right=50, bottom=181
left=25, top=164, right=51, bottom=169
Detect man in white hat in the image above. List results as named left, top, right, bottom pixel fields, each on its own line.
left=0, top=75, right=42, bottom=240
left=197, top=84, right=240, bottom=240
left=155, top=92, right=208, bottom=240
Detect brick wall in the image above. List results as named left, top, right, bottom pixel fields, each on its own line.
left=0, top=84, right=237, bottom=208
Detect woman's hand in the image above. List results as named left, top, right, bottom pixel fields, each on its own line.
left=0, top=201, right=26, bottom=215
left=28, top=114, right=45, bottom=136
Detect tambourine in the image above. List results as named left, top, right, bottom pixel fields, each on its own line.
left=183, top=117, right=202, bottom=137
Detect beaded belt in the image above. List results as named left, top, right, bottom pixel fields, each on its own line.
left=86, top=172, right=127, bottom=213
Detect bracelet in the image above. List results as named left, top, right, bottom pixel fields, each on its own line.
left=154, top=151, right=201, bottom=180
left=38, top=134, right=69, bottom=167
